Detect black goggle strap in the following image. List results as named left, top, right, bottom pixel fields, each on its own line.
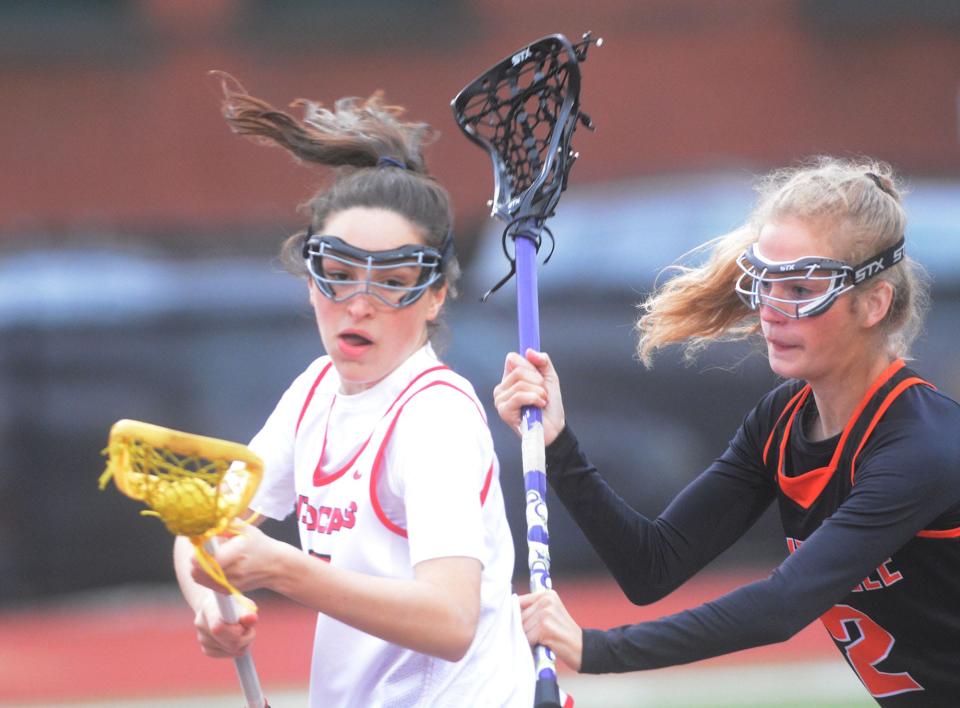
left=438, top=230, right=455, bottom=264
left=849, top=236, right=905, bottom=285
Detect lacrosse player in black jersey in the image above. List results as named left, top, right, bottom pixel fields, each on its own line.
left=494, top=156, right=960, bottom=706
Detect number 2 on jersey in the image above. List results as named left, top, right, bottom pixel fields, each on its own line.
left=821, top=604, right=922, bottom=698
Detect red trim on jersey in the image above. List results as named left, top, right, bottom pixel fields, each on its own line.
left=849, top=376, right=935, bottom=485
left=295, top=361, right=334, bottom=435
left=479, top=460, right=494, bottom=505
left=299, top=364, right=450, bottom=486
left=369, top=380, right=492, bottom=538
left=916, top=526, right=960, bottom=539
left=310, top=393, right=338, bottom=483
left=777, top=359, right=906, bottom=509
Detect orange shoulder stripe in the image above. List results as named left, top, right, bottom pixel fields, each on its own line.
left=778, top=359, right=906, bottom=509
left=763, top=385, right=809, bottom=465
left=849, top=376, right=936, bottom=485
left=917, top=527, right=960, bottom=539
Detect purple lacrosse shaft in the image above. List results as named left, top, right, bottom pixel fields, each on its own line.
left=514, top=228, right=543, bottom=427
left=514, top=225, right=561, bottom=705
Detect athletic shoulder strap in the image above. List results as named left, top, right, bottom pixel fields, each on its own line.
left=765, top=359, right=933, bottom=509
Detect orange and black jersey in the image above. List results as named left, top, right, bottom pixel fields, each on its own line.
left=545, top=359, right=960, bottom=706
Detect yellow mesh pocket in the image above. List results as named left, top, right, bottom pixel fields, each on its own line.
left=100, top=419, right=264, bottom=605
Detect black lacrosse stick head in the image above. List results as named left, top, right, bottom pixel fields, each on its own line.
left=452, top=33, right=595, bottom=228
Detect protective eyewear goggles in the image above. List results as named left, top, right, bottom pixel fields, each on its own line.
left=303, top=230, right=449, bottom=308
left=734, top=236, right=904, bottom=319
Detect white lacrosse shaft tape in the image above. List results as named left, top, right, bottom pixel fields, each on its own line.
left=203, top=538, right=267, bottom=708
left=521, top=412, right=561, bottom=682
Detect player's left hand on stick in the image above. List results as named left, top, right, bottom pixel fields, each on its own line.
left=518, top=589, right=583, bottom=672
left=194, top=592, right=258, bottom=658
left=493, top=349, right=566, bottom=445
left=191, top=523, right=282, bottom=594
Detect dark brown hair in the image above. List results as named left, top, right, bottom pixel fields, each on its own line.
left=213, top=72, right=461, bottom=305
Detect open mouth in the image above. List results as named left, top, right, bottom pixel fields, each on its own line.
left=340, top=332, right=373, bottom=347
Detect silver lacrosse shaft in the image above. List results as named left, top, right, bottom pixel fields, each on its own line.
left=203, top=538, right=268, bottom=708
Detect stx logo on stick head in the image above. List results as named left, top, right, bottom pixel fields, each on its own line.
left=511, top=47, right=532, bottom=66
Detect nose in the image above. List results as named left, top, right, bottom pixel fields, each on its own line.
left=344, top=291, right=378, bottom=318
left=759, top=297, right=788, bottom=323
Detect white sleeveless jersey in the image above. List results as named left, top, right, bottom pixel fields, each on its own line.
left=249, top=346, right=534, bottom=707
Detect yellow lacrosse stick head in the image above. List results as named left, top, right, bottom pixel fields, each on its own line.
left=99, top=419, right=264, bottom=604
left=100, top=419, right=263, bottom=538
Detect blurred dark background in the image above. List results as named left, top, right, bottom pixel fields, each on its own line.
left=2, top=0, right=960, bottom=605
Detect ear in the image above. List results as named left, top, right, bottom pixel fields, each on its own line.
left=858, top=281, right=894, bottom=329
left=425, top=284, right=448, bottom=322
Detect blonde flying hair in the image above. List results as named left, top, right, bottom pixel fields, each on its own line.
left=636, top=156, right=929, bottom=366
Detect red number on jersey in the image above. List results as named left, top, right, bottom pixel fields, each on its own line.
left=821, top=604, right=922, bottom=698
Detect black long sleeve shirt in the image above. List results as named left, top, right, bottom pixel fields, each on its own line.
left=545, top=363, right=960, bottom=706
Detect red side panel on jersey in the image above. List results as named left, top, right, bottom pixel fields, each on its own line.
left=369, top=379, right=493, bottom=538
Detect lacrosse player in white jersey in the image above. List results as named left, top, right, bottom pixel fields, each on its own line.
left=173, top=76, right=539, bottom=708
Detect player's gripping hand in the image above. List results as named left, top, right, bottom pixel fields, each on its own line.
left=191, top=524, right=289, bottom=596
left=493, top=349, right=566, bottom=446
left=518, top=589, right=583, bottom=671
left=192, top=592, right=258, bottom=659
